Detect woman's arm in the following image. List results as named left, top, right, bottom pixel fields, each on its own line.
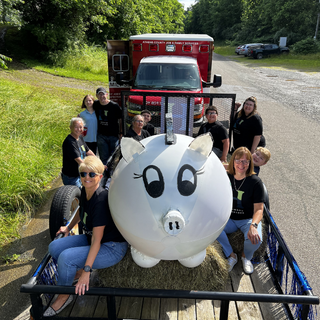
left=75, top=225, right=105, bottom=295
left=251, top=135, right=261, bottom=154
left=220, top=138, right=230, bottom=162
left=56, top=210, right=81, bottom=237
left=247, top=202, right=263, bottom=245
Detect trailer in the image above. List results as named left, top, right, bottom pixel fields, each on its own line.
left=20, top=92, right=319, bottom=320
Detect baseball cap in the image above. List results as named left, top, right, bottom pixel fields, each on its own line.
left=96, top=87, right=107, bottom=95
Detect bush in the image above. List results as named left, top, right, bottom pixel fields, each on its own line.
left=292, top=38, right=319, bottom=54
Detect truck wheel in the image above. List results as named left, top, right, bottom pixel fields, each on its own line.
left=257, top=53, right=263, bottom=59
left=49, top=185, right=81, bottom=240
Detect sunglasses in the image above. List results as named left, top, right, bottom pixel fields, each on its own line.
left=80, top=172, right=100, bottom=178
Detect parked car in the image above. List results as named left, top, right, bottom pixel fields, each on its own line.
left=247, top=44, right=262, bottom=57
left=239, top=43, right=263, bottom=56
left=235, top=45, right=244, bottom=55
left=250, top=44, right=290, bottom=59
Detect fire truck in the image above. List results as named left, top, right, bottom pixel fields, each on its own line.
left=107, top=34, right=222, bottom=133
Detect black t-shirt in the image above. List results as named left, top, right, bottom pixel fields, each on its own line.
left=143, top=123, right=155, bottom=136
left=93, top=100, right=122, bottom=136
left=80, top=186, right=126, bottom=245
left=197, top=120, right=228, bottom=151
left=62, top=135, right=89, bottom=177
left=233, top=113, right=263, bottom=150
left=228, top=173, right=265, bottom=220
left=125, top=127, right=150, bottom=141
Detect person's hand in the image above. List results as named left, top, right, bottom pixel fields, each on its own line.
left=75, top=271, right=90, bottom=296
left=234, top=102, right=241, bottom=112
left=56, top=226, right=70, bottom=237
left=247, top=225, right=261, bottom=245
left=220, top=157, right=227, bottom=163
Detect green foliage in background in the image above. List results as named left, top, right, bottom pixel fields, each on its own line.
left=292, top=38, right=320, bottom=54
left=0, top=53, right=12, bottom=69
left=184, top=0, right=319, bottom=45
left=4, top=0, right=184, bottom=57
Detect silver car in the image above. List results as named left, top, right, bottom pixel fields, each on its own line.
left=235, top=44, right=244, bottom=55
left=239, top=43, right=263, bottom=57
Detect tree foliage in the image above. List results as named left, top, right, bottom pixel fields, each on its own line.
left=184, top=0, right=319, bottom=45
left=2, top=0, right=184, bottom=54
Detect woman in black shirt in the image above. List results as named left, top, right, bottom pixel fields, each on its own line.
left=216, top=147, right=264, bottom=275
left=44, top=156, right=127, bottom=317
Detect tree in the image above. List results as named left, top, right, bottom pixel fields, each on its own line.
left=17, top=0, right=117, bottom=52
left=0, top=53, right=12, bottom=69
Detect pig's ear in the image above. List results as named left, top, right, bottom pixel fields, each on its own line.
left=121, top=137, right=145, bottom=163
left=188, top=133, right=213, bottom=158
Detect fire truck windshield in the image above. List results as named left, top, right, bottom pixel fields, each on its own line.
left=133, top=63, right=201, bottom=91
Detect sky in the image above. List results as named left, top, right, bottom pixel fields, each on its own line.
left=178, top=0, right=196, bottom=9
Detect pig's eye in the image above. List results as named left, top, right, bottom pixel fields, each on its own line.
left=134, top=165, right=164, bottom=198
left=177, top=164, right=203, bottom=196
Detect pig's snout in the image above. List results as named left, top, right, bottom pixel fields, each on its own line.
left=163, top=210, right=185, bottom=235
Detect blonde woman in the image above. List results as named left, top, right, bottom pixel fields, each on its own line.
left=44, top=156, right=127, bottom=317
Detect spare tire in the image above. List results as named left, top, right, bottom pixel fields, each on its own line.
left=49, top=185, right=81, bottom=240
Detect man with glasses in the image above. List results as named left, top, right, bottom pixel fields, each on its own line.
left=197, top=106, right=229, bottom=162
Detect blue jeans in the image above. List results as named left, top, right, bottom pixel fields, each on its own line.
left=216, top=218, right=262, bottom=260
left=49, top=234, right=128, bottom=286
left=61, top=172, right=82, bottom=189
left=97, top=134, right=118, bottom=165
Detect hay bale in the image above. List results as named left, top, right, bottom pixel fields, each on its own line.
left=225, top=217, right=268, bottom=260
left=98, top=243, right=229, bottom=291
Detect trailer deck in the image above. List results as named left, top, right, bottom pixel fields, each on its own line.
left=52, top=261, right=288, bottom=320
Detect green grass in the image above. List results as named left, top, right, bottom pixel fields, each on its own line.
left=214, top=43, right=320, bottom=71
left=0, top=77, right=80, bottom=246
left=0, top=29, right=110, bottom=249
left=23, top=45, right=109, bottom=82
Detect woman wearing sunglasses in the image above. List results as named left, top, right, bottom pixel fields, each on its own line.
left=44, top=156, right=128, bottom=317
left=216, top=147, right=265, bottom=275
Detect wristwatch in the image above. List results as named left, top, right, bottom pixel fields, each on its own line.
left=83, top=265, right=92, bottom=273
left=251, top=222, right=258, bottom=228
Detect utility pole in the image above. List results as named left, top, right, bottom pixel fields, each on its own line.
left=315, top=0, right=320, bottom=40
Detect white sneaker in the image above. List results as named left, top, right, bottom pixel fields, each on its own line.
left=241, top=256, right=254, bottom=274
left=227, top=253, right=237, bottom=272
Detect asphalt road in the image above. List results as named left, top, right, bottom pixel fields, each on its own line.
left=211, top=53, right=320, bottom=298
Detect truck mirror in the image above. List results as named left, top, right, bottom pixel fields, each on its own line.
left=212, top=74, right=222, bottom=88
left=116, top=72, right=124, bottom=85
left=202, top=74, right=222, bottom=88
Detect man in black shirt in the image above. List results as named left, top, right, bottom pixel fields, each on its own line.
left=197, top=106, right=229, bottom=162
left=93, top=87, right=123, bottom=165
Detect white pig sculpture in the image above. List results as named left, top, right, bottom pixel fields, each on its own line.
left=108, top=132, right=232, bottom=268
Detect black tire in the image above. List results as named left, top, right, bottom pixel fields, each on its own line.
left=49, top=185, right=81, bottom=240
left=257, top=53, right=263, bottom=59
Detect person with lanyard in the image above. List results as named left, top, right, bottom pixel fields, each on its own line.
left=44, top=156, right=127, bottom=317
left=61, top=117, right=95, bottom=188
left=197, top=105, right=229, bottom=162
left=232, top=96, right=266, bottom=154
left=216, top=147, right=265, bottom=274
